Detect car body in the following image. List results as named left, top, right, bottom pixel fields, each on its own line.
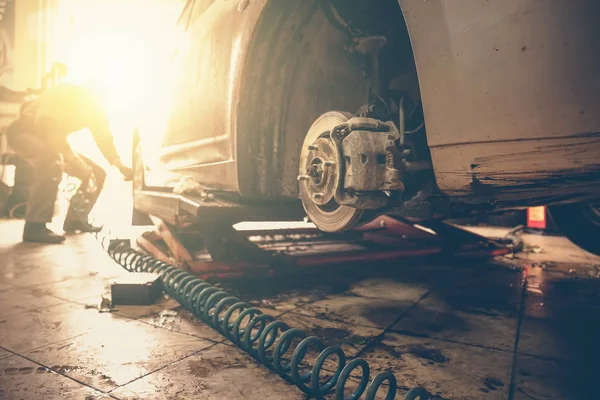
left=134, top=0, right=600, bottom=255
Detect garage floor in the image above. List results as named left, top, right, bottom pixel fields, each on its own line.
left=1, top=219, right=600, bottom=400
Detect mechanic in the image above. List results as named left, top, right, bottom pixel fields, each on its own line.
left=0, top=63, right=64, bottom=220
left=5, top=83, right=133, bottom=243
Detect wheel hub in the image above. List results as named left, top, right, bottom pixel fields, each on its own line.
left=299, top=137, right=339, bottom=206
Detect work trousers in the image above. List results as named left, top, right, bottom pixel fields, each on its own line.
left=6, top=129, right=106, bottom=224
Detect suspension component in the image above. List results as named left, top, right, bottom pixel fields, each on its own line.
left=97, top=231, right=429, bottom=400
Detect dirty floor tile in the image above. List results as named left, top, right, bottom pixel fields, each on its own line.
left=222, top=264, right=431, bottom=314
left=360, top=332, right=512, bottom=399
left=0, top=220, right=27, bottom=245
left=514, top=354, right=595, bottom=400
left=518, top=317, right=600, bottom=364
left=246, top=294, right=316, bottom=313
left=222, top=275, right=334, bottom=313
left=292, top=290, right=426, bottom=329
left=464, top=227, right=600, bottom=265
left=30, top=276, right=116, bottom=303
left=0, top=260, right=91, bottom=289
left=0, top=253, right=119, bottom=289
left=0, top=347, right=13, bottom=360
left=0, top=282, right=13, bottom=291
left=110, top=343, right=304, bottom=400
left=429, top=267, right=523, bottom=317
left=0, top=234, right=123, bottom=289
left=0, top=353, right=102, bottom=400
left=345, top=278, right=431, bottom=302
left=523, top=269, right=600, bottom=321
left=519, top=234, right=600, bottom=265
left=0, top=287, right=67, bottom=318
left=140, top=308, right=225, bottom=343
left=277, top=312, right=381, bottom=359
left=111, top=296, right=181, bottom=320
left=0, top=303, right=131, bottom=354
left=111, top=344, right=305, bottom=400
left=23, top=318, right=216, bottom=392
left=391, top=294, right=518, bottom=351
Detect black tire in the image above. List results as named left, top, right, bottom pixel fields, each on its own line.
left=549, top=203, right=600, bottom=256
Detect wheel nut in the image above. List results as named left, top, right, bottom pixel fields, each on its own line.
left=308, top=145, right=319, bottom=151
left=323, top=161, right=336, bottom=167
left=297, top=175, right=310, bottom=181
left=313, top=193, right=325, bottom=199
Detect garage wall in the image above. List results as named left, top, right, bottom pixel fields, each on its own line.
left=0, top=0, right=18, bottom=135
left=12, top=0, right=63, bottom=89
left=0, top=0, right=71, bottom=137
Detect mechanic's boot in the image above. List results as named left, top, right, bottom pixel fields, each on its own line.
left=63, top=219, right=103, bottom=233
left=23, top=223, right=65, bottom=244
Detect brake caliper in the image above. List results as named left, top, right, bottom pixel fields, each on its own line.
left=329, top=117, right=404, bottom=209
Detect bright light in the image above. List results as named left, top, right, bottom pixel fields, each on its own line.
left=62, top=0, right=185, bottom=168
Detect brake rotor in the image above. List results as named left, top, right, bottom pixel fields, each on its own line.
left=298, top=112, right=364, bottom=232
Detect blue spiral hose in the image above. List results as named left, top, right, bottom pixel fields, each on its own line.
left=98, top=233, right=429, bottom=400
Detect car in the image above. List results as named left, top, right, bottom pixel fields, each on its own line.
left=133, top=0, right=600, bottom=257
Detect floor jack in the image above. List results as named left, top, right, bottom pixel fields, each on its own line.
left=135, top=215, right=514, bottom=280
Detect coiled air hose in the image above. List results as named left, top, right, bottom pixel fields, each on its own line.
left=97, top=232, right=429, bottom=400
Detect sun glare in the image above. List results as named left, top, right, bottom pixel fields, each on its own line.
left=62, top=0, right=185, bottom=167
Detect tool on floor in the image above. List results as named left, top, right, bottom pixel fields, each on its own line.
left=97, top=233, right=430, bottom=400
left=111, top=272, right=162, bottom=306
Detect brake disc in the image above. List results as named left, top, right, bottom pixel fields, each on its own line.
left=298, top=112, right=364, bottom=232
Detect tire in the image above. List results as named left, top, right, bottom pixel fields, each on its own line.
left=549, top=203, right=600, bottom=256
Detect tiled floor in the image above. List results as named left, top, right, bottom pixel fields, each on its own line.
left=1, top=218, right=600, bottom=399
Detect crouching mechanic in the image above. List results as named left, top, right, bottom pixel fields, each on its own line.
left=5, top=83, right=133, bottom=243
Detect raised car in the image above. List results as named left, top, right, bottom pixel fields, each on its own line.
left=133, top=0, right=600, bottom=256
